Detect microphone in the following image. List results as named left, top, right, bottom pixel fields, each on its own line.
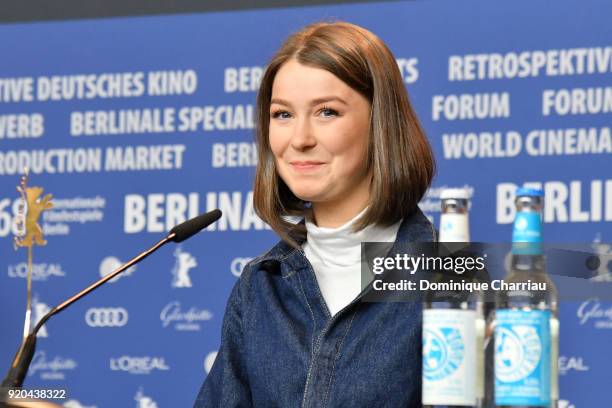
left=169, top=209, right=221, bottom=243
left=1, top=210, right=222, bottom=392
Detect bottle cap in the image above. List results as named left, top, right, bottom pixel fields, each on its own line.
left=440, top=188, right=470, bottom=200
left=516, top=187, right=544, bottom=197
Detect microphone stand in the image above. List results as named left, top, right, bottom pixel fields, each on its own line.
left=1, top=232, right=175, bottom=391
left=0, top=208, right=221, bottom=399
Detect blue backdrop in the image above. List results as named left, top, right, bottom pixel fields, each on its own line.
left=0, top=0, right=610, bottom=406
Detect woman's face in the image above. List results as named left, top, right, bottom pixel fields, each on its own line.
left=269, top=59, right=371, bottom=208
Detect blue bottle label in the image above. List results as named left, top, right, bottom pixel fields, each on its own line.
left=512, top=211, right=542, bottom=255
left=422, top=309, right=477, bottom=405
left=495, top=309, right=551, bottom=406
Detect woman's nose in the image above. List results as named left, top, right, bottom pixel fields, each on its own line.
left=290, top=117, right=316, bottom=151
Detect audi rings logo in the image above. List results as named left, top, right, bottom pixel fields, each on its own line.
left=231, top=257, right=253, bottom=277
left=85, top=308, right=129, bottom=327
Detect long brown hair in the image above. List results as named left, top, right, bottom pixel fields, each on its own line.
left=254, top=21, right=435, bottom=247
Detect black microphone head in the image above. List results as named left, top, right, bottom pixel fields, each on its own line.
left=169, top=210, right=222, bottom=243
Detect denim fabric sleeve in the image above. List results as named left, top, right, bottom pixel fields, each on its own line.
left=193, top=274, right=252, bottom=408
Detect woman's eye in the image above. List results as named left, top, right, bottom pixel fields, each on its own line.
left=271, top=110, right=291, bottom=119
left=319, top=107, right=339, bottom=117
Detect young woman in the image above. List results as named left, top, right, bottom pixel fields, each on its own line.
left=195, top=21, right=435, bottom=407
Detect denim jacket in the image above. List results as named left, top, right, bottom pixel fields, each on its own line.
left=194, top=208, right=436, bottom=408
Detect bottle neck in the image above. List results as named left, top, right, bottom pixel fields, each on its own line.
left=511, top=207, right=545, bottom=272
left=512, top=209, right=542, bottom=255
left=439, top=212, right=470, bottom=242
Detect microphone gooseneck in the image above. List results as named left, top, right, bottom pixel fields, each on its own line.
left=1, top=210, right=222, bottom=393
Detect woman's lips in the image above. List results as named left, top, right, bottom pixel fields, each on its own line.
left=289, top=161, right=326, bottom=171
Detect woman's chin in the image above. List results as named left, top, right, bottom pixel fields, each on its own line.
left=291, top=188, right=328, bottom=204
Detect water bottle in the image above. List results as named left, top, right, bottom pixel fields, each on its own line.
left=494, top=188, right=559, bottom=407
left=423, top=188, right=485, bottom=407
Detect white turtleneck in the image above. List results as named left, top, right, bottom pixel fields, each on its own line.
left=302, top=209, right=402, bottom=317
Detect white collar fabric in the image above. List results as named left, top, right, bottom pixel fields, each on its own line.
left=302, top=208, right=402, bottom=316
